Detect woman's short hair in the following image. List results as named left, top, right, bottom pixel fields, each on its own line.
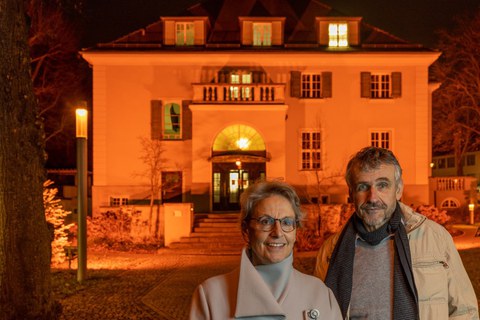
left=345, top=146, right=403, bottom=189
left=240, top=180, right=304, bottom=227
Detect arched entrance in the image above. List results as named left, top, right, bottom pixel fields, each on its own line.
left=211, top=125, right=268, bottom=211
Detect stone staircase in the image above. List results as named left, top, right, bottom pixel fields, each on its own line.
left=167, top=212, right=245, bottom=255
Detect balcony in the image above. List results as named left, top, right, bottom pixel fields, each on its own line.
left=192, top=83, right=285, bottom=104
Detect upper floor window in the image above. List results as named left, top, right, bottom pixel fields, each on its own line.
left=300, top=129, right=322, bottom=170
left=329, top=23, right=348, bottom=47
left=163, top=103, right=181, bottom=139
left=176, top=22, right=194, bottom=46
left=370, top=130, right=392, bottom=149
left=253, top=22, right=272, bottom=46
left=290, top=71, right=332, bottom=99
left=361, top=72, right=402, bottom=99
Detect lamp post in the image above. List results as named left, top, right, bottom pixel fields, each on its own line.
left=468, top=203, right=475, bottom=225
left=76, top=106, right=88, bottom=283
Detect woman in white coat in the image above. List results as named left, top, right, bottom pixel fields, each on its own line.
left=189, top=180, right=342, bottom=320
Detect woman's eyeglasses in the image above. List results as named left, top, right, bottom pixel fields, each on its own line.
left=249, top=216, right=297, bottom=232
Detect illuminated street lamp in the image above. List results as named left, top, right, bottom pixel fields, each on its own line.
left=76, top=106, right=88, bottom=283
left=468, top=203, right=475, bottom=225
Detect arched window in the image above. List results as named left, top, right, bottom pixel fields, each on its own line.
left=440, top=198, right=460, bottom=209
left=213, top=125, right=265, bottom=151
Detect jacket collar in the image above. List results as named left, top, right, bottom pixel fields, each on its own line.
left=235, top=248, right=290, bottom=318
left=399, top=202, right=426, bottom=233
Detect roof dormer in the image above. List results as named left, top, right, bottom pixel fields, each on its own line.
left=239, top=17, right=285, bottom=46
left=316, top=17, right=362, bottom=47
left=161, top=17, right=209, bottom=46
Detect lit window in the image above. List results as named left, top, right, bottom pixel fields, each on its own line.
left=110, top=197, right=128, bottom=207
left=328, top=23, right=348, bottom=47
left=253, top=23, right=272, bottom=46
left=163, top=103, right=181, bottom=140
left=301, top=130, right=322, bottom=170
left=176, top=22, right=194, bottom=46
left=370, top=130, right=391, bottom=149
left=229, top=72, right=252, bottom=100
left=301, top=74, right=322, bottom=98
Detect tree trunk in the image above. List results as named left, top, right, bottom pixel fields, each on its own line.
left=0, top=0, right=57, bottom=318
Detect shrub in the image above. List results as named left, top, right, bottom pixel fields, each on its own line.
left=44, top=180, right=74, bottom=265
left=414, top=204, right=451, bottom=226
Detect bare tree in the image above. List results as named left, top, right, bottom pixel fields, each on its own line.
left=432, top=8, right=480, bottom=175
left=138, top=137, right=165, bottom=238
left=27, top=0, right=87, bottom=167
left=0, top=0, right=58, bottom=318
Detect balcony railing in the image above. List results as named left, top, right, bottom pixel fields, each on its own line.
left=192, top=83, right=285, bottom=103
left=431, top=177, right=475, bottom=191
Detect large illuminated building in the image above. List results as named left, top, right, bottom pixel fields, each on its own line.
left=81, top=0, right=439, bottom=214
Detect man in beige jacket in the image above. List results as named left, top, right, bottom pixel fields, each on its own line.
left=314, top=146, right=478, bottom=320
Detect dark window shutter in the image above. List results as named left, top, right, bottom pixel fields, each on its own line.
left=290, top=71, right=301, bottom=98
left=391, top=72, right=402, bottom=98
left=182, top=100, right=192, bottom=140
left=361, top=72, right=371, bottom=98
left=322, top=72, right=332, bottom=98
left=151, top=100, right=163, bottom=140
left=253, top=71, right=261, bottom=83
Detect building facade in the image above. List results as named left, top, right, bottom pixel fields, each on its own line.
left=81, top=0, right=439, bottom=214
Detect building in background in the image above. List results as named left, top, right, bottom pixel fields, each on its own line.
left=81, top=0, right=439, bottom=214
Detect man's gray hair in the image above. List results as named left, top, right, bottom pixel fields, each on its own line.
left=345, top=146, right=403, bottom=189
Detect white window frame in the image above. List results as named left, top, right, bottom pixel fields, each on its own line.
left=110, top=196, right=129, bottom=207
left=301, top=73, right=322, bottom=98
left=328, top=23, right=348, bottom=47
left=371, top=73, right=391, bottom=99
left=369, top=129, right=393, bottom=150
left=441, top=197, right=460, bottom=209
left=300, top=129, right=322, bottom=170
left=175, top=22, right=194, bottom=46
left=253, top=22, right=272, bottom=46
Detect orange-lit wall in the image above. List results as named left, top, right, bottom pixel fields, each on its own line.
left=83, top=51, right=439, bottom=213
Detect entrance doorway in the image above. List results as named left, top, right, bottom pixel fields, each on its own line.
left=212, top=162, right=265, bottom=211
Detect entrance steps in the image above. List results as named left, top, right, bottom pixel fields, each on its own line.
left=167, top=212, right=245, bottom=255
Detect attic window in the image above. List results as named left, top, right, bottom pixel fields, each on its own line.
left=176, top=22, right=194, bottom=46
left=253, top=22, right=272, bottom=46
left=328, top=23, right=348, bottom=47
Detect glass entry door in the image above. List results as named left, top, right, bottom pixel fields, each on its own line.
left=213, top=162, right=265, bottom=211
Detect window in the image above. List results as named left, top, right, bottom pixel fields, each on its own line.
left=328, top=23, right=348, bottom=47
left=438, top=158, right=446, bottom=169
left=300, top=130, right=322, bottom=170
left=163, top=103, right=181, bottom=139
left=370, top=130, right=391, bottom=149
left=441, top=198, right=459, bottom=209
left=361, top=72, right=402, bottom=99
left=253, top=22, right=272, bottom=46
left=290, top=71, right=332, bottom=99
left=162, top=171, right=183, bottom=203
left=466, top=154, right=476, bottom=166
left=229, top=71, right=252, bottom=100
left=301, top=74, right=322, bottom=98
left=176, top=22, right=194, bottom=46
left=446, top=157, right=455, bottom=168
left=110, top=197, right=128, bottom=207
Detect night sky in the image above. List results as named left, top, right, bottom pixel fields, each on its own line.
left=83, top=0, right=480, bottom=49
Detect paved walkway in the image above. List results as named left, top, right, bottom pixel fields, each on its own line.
left=57, top=224, right=480, bottom=320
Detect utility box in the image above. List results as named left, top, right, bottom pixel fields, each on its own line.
left=164, top=203, right=193, bottom=246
